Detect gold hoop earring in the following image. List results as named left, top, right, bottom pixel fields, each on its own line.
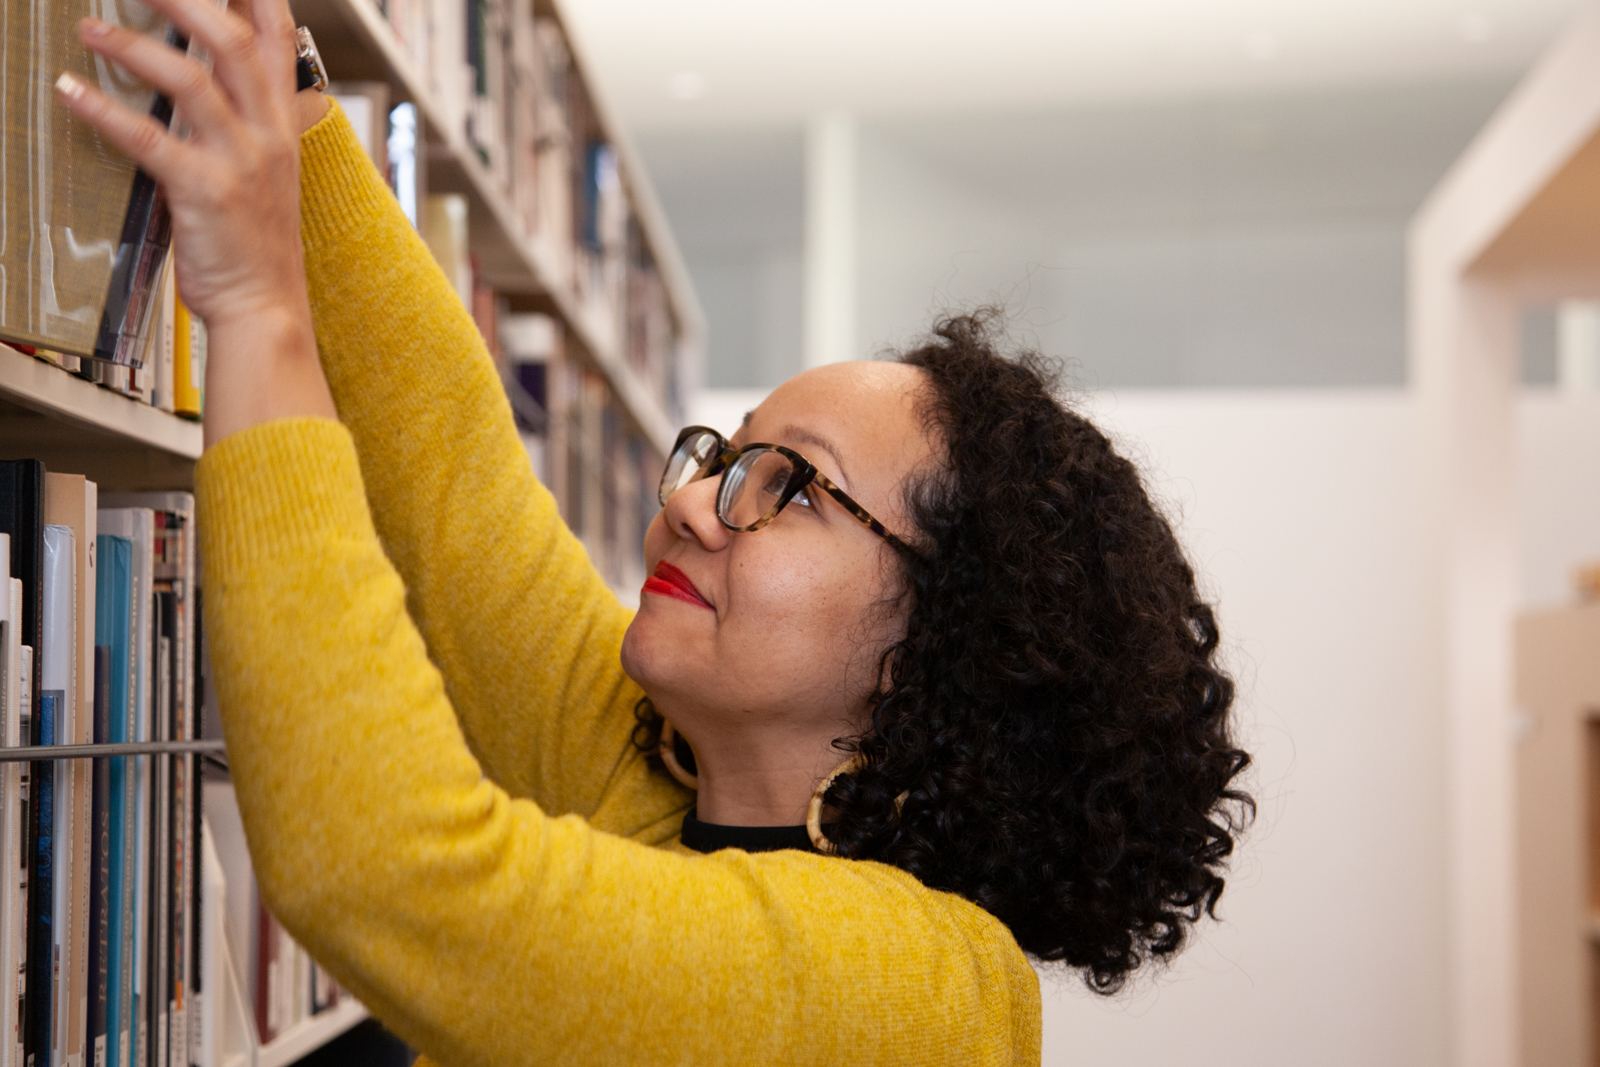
left=806, top=753, right=865, bottom=854
left=659, top=719, right=699, bottom=790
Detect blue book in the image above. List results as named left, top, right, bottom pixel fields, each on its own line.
left=30, top=692, right=57, bottom=1065
left=95, top=535, right=131, bottom=1067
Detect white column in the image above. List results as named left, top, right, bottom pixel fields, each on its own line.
left=803, top=112, right=858, bottom=368
left=1556, top=300, right=1600, bottom=393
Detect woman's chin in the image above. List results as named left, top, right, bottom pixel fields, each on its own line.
left=619, top=613, right=670, bottom=691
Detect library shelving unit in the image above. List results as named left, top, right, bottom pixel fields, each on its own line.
left=291, top=0, right=705, bottom=595
left=1, top=2, right=701, bottom=1065
left=1409, top=6, right=1600, bottom=1067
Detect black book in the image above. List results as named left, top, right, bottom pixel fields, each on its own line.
left=88, top=646, right=112, bottom=1067
left=0, top=461, right=45, bottom=1067
left=151, top=591, right=173, bottom=1067
left=91, top=26, right=190, bottom=368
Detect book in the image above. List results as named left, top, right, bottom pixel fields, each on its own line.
left=0, top=5, right=194, bottom=366
left=0, top=463, right=45, bottom=1067
left=194, top=826, right=221, bottom=1067
left=95, top=508, right=151, bottom=1067
left=91, top=535, right=131, bottom=1067
left=170, top=297, right=200, bottom=423
left=13, top=626, right=30, bottom=1067
left=147, top=598, right=169, bottom=1067
left=99, top=497, right=195, bottom=1067
left=0, top=541, right=18, bottom=1067
left=422, top=195, right=472, bottom=306
left=326, top=83, right=391, bottom=173
left=85, top=647, right=109, bottom=1067
left=43, top=475, right=96, bottom=1067
left=40, top=524, right=77, bottom=1067
left=0, top=464, right=44, bottom=727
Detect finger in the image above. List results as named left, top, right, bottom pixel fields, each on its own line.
left=246, top=0, right=299, bottom=95
left=133, top=0, right=280, bottom=125
left=78, top=19, right=237, bottom=143
left=55, top=71, right=194, bottom=183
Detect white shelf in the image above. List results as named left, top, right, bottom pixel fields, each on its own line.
left=304, top=0, right=691, bottom=456
left=257, top=999, right=370, bottom=1067
left=0, top=342, right=202, bottom=459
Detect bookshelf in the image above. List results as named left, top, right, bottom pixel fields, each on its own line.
left=291, top=0, right=704, bottom=591
left=1409, top=6, right=1600, bottom=1065
left=1513, top=603, right=1600, bottom=1067
left=0, top=4, right=701, bottom=1064
left=257, top=1000, right=370, bottom=1067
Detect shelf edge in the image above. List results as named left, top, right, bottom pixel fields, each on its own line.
left=0, top=343, right=204, bottom=460
left=256, top=999, right=370, bottom=1067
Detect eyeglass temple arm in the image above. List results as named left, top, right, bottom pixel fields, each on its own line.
left=808, top=471, right=899, bottom=544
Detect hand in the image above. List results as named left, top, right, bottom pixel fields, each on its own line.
left=57, top=0, right=306, bottom=332
left=223, top=0, right=330, bottom=135
left=56, top=0, right=337, bottom=444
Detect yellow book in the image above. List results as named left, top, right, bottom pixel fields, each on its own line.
left=173, top=296, right=202, bottom=420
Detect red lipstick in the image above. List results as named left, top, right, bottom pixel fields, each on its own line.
left=643, top=561, right=714, bottom=610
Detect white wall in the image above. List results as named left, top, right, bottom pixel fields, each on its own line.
left=1039, top=390, right=1444, bottom=1067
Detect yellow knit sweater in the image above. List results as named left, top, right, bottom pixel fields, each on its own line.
left=194, top=102, right=1041, bottom=1067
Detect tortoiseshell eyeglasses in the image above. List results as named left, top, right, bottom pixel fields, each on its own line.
left=659, top=426, right=909, bottom=550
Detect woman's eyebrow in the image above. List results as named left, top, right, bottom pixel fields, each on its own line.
left=782, top=426, right=852, bottom=490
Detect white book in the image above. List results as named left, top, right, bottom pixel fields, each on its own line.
left=195, top=822, right=223, bottom=1067
left=43, top=525, right=77, bottom=1067
left=95, top=510, right=152, bottom=1066
left=154, top=260, right=177, bottom=415
left=45, top=473, right=96, bottom=1067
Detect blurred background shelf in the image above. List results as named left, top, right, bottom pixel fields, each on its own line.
left=291, top=0, right=700, bottom=458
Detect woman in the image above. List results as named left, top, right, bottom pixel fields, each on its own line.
left=57, top=2, right=1251, bottom=1063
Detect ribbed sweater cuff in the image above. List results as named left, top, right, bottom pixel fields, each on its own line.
left=196, top=418, right=377, bottom=575
left=298, top=97, right=397, bottom=256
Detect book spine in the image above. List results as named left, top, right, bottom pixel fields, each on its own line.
left=86, top=649, right=109, bottom=1067
left=16, top=646, right=29, bottom=1067
left=170, top=304, right=198, bottom=422
left=27, top=694, right=55, bottom=1067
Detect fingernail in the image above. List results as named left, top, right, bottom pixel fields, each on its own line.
left=55, top=72, right=84, bottom=100
left=80, top=17, right=110, bottom=38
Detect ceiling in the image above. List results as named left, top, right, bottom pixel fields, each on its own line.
left=560, top=0, right=1590, bottom=131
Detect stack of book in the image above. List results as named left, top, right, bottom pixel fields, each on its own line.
left=1, top=7, right=209, bottom=422
left=0, top=466, right=339, bottom=1067
left=363, top=0, right=680, bottom=417
left=0, top=466, right=200, bottom=1067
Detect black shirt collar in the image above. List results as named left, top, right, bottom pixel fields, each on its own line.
left=680, top=808, right=817, bottom=855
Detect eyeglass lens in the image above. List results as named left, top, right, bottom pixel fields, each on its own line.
left=659, top=430, right=722, bottom=506
left=659, top=431, right=801, bottom=530
left=719, top=449, right=797, bottom=529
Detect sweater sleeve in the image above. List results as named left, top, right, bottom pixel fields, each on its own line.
left=294, top=102, right=667, bottom=832
left=196, top=421, right=1039, bottom=1067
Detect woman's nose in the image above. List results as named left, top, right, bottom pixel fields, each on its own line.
left=663, top=473, right=730, bottom=551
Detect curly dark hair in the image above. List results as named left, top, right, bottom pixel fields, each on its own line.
left=637, top=312, right=1252, bottom=993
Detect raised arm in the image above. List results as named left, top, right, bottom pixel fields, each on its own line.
left=293, top=102, right=642, bottom=814
left=59, top=0, right=648, bottom=819
left=197, top=420, right=1039, bottom=1067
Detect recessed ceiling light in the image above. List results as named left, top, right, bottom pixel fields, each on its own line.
left=1244, top=30, right=1280, bottom=63
left=1456, top=12, right=1496, bottom=44
left=669, top=71, right=708, bottom=101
